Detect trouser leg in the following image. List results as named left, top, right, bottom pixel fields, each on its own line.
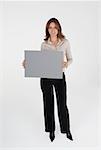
left=40, top=78, right=55, bottom=132
left=54, top=72, right=70, bottom=133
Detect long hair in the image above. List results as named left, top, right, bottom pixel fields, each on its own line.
left=44, top=18, right=65, bottom=41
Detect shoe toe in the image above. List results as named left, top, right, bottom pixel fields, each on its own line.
left=66, top=132, right=73, bottom=141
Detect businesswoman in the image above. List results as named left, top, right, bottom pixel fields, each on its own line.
left=22, top=18, right=73, bottom=142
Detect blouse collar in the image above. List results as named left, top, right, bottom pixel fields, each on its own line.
left=47, top=37, right=64, bottom=46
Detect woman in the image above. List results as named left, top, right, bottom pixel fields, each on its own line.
left=22, top=18, right=73, bottom=142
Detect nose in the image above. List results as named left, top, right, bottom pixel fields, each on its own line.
left=51, top=29, right=55, bottom=33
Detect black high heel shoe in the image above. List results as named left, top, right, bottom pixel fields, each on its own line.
left=66, top=130, right=73, bottom=141
left=49, top=131, right=55, bottom=142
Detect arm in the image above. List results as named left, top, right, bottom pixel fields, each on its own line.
left=65, top=39, right=73, bottom=67
left=41, top=42, right=45, bottom=51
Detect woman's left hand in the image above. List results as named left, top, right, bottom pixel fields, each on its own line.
left=62, top=61, right=68, bottom=68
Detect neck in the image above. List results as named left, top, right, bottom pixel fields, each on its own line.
left=50, top=36, right=58, bottom=42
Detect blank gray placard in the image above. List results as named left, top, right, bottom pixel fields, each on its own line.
left=24, top=50, right=63, bottom=79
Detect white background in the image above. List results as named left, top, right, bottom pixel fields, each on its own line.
left=0, top=0, right=100, bottom=150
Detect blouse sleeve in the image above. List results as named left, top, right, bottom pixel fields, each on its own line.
left=41, top=42, right=44, bottom=51
left=65, top=39, right=73, bottom=66
left=41, top=42, right=45, bottom=51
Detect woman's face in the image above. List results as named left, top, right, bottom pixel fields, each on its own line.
left=48, top=22, right=58, bottom=37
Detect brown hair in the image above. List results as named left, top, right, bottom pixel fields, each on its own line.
left=44, top=18, right=65, bottom=41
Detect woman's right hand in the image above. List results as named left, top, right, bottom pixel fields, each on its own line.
left=22, top=59, right=26, bottom=69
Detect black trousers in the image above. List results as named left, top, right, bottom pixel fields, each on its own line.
left=40, top=72, right=70, bottom=133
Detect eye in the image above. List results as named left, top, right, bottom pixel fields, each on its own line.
left=49, top=27, right=52, bottom=29
left=54, top=26, right=58, bottom=30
